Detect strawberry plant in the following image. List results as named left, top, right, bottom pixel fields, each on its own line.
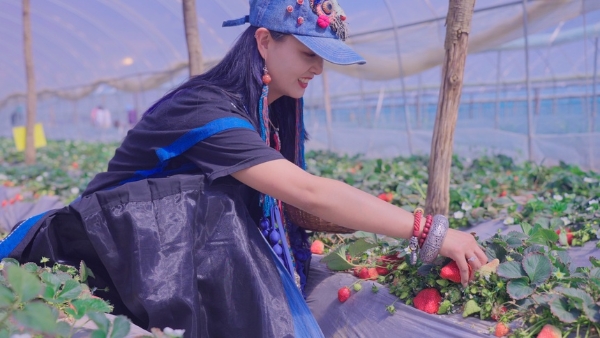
left=322, top=219, right=600, bottom=337
left=0, top=258, right=184, bottom=338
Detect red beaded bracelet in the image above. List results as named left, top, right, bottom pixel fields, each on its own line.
left=412, top=208, right=423, bottom=238
left=419, top=214, right=433, bottom=248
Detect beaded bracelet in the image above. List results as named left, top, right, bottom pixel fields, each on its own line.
left=419, top=214, right=433, bottom=248
left=409, top=208, right=423, bottom=265
left=418, top=214, right=449, bottom=263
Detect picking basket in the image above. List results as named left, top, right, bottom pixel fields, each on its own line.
left=284, top=203, right=355, bottom=234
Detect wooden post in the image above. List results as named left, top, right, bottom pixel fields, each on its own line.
left=23, top=0, right=37, bottom=165
left=182, top=0, right=203, bottom=76
left=425, top=0, right=476, bottom=216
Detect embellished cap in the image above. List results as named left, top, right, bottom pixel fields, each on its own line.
left=223, top=0, right=366, bottom=65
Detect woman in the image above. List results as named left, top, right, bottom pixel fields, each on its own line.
left=1, top=0, right=486, bottom=337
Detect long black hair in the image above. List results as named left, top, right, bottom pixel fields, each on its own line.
left=149, top=26, right=304, bottom=163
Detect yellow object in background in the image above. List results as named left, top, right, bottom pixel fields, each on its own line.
left=12, top=123, right=47, bottom=151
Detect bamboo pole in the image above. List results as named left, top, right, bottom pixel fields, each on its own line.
left=23, top=0, right=37, bottom=165
left=182, top=0, right=203, bottom=76
left=522, top=0, right=534, bottom=162
left=425, top=0, right=476, bottom=216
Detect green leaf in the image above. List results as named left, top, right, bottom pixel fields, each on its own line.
left=437, top=300, right=452, bottom=314
left=56, top=279, right=83, bottom=302
left=505, top=237, right=524, bottom=248
left=549, top=297, right=581, bottom=323
left=347, top=238, right=378, bottom=258
left=321, top=245, right=347, bottom=263
left=497, top=261, right=526, bottom=279
left=436, top=279, right=449, bottom=287
left=71, top=297, right=113, bottom=316
left=22, top=262, right=39, bottom=273
left=110, top=315, right=131, bottom=338
left=1, top=258, right=20, bottom=267
left=80, top=261, right=89, bottom=283
left=590, top=257, right=600, bottom=268
left=507, top=277, right=535, bottom=300
left=40, top=271, right=62, bottom=291
left=0, top=285, right=15, bottom=307
left=553, top=250, right=571, bottom=267
left=88, top=312, right=110, bottom=332
left=6, top=265, right=41, bottom=302
left=352, top=231, right=378, bottom=244
left=506, top=231, right=529, bottom=239
left=532, top=293, right=554, bottom=305
left=13, top=302, right=57, bottom=333
left=485, top=243, right=507, bottom=262
left=91, top=330, right=108, bottom=338
left=555, top=287, right=600, bottom=322
left=522, top=253, right=552, bottom=287
left=321, top=245, right=354, bottom=271
left=462, top=299, right=481, bottom=317
left=520, top=222, right=532, bottom=235
left=56, top=321, right=72, bottom=337
left=528, top=225, right=558, bottom=245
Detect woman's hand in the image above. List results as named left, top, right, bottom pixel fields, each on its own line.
left=438, top=229, right=488, bottom=287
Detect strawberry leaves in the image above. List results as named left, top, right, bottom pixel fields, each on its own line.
left=497, top=253, right=552, bottom=299
left=322, top=238, right=378, bottom=271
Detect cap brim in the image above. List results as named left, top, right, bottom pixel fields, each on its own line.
left=293, top=35, right=366, bottom=66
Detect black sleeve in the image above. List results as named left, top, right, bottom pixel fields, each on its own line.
left=146, top=85, right=285, bottom=183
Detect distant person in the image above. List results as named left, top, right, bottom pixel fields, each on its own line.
left=90, top=105, right=100, bottom=127
left=95, top=106, right=112, bottom=129
left=10, top=105, right=24, bottom=127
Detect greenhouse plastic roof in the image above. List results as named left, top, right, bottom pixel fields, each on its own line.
left=1, top=0, right=600, bottom=103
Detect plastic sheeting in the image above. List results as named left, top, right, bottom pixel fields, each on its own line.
left=304, top=219, right=600, bottom=338
left=1, top=0, right=599, bottom=104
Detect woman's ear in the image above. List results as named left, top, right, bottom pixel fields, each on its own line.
left=255, top=27, right=271, bottom=60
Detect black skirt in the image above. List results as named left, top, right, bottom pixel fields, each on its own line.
left=3, top=175, right=323, bottom=338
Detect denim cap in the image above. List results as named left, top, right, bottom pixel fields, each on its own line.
left=223, top=0, right=366, bottom=65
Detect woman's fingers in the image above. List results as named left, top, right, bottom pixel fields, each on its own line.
left=455, top=256, right=472, bottom=287
left=475, top=247, right=489, bottom=266
left=439, top=229, right=489, bottom=286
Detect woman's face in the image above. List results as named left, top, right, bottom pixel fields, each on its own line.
left=262, top=34, right=324, bottom=103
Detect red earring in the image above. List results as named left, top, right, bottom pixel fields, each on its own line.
left=262, top=66, right=271, bottom=85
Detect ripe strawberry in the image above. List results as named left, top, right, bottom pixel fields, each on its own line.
left=1, top=200, right=7, bottom=207
left=356, top=267, right=370, bottom=279
left=367, top=267, right=379, bottom=280
left=494, top=322, right=510, bottom=337
left=15, top=194, right=23, bottom=202
left=71, top=162, right=79, bottom=169
left=337, top=286, right=351, bottom=303
left=440, top=260, right=472, bottom=283
left=413, top=288, right=441, bottom=314
left=375, top=266, right=390, bottom=275
left=555, top=229, right=573, bottom=245
left=537, top=324, right=561, bottom=338
left=499, top=190, right=507, bottom=197
left=377, top=192, right=393, bottom=202
left=310, top=239, right=325, bottom=254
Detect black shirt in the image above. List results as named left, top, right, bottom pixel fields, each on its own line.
left=84, top=84, right=284, bottom=195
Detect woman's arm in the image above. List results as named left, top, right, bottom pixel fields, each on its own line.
left=232, top=159, right=487, bottom=286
